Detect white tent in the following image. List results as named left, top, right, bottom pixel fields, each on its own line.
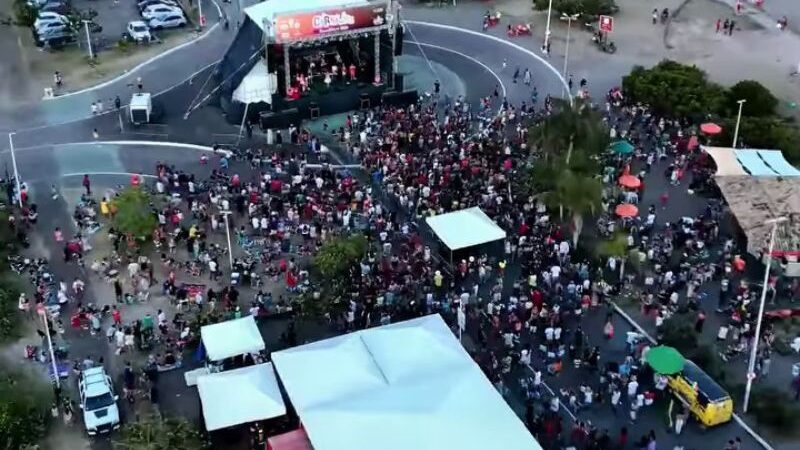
left=425, top=207, right=507, bottom=251
left=197, top=363, right=286, bottom=431
left=232, top=59, right=277, bottom=106
left=271, top=315, right=542, bottom=450
left=200, top=316, right=265, bottom=362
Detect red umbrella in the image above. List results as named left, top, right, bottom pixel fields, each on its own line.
left=615, top=203, right=639, bottom=218
left=700, top=123, right=722, bottom=135
left=618, top=175, right=641, bottom=189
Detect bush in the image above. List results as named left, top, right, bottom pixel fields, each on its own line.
left=749, top=386, right=800, bottom=432
left=532, top=0, right=617, bottom=16
left=659, top=314, right=698, bottom=354
left=12, top=0, right=36, bottom=27
left=114, top=416, right=208, bottom=450
left=0, top=367, right=51, bottom=450
left=724, top=80, right=778, bottom=118
left=111, top=187, right=158, bottom=243
left=622, top=61, right=726, bottom=119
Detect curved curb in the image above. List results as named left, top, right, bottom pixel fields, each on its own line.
left=0, top=140, right=215, bottom=155
left=403, top=40, right=508, bottom=98
left=45, top=0, right=225, bottom=101
left=404, top=20, right=572, bottom=103
left=663, top=0, right=693, bottom=50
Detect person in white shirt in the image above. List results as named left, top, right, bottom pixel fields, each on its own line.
left=627, top=376, right=639, bottom=400
left=545, top=326, right=554, bottom=342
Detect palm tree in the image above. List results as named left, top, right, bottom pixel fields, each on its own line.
left=529, top=98, right=608, bottom=170
left=597, top=232, right=629, bottom=281
left=546, top=170, right=603, bottom=248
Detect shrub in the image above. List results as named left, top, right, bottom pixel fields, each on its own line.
left=725, top=80, right=778, bottom=118
left=622, top=60, right=726, bottom=119
left=749, top=386, right=800, bottom=432
left=0, top=367, right=51, bottom=449
left=659, top=314, right=698, bottom=354
left=532, top=0, right=617, bottom=17
left=12, top=0, right=36, bottom=27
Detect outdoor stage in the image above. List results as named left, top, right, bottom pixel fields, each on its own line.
left=216, top=0, right=413, bottom=128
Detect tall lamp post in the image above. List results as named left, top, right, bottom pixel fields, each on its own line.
left=732, top=99, right=746, bottom=148
left=742, top=216, right=788, bottom=413
left=37, top=304, right=60, bottom=389
left=561, top=13, right=580, bottom=87
left=82, top=20, right=94, bottom=60
left=542, top=0, right=553, bottom=53
left=7, top=133, right=22, bottom=208
left=220, top=210, right=235, bottom=270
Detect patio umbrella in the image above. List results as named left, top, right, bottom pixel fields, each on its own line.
left=615, top=203, right=638, bottom=218
left=610, top=140, right=634, bottom=155
left=645, top=345, right=685, bottom=375
left=618, top=175, right=641, bottom=189
left=700, top=122, right=722, bottom=135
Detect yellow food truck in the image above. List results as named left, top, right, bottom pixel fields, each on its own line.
left=667, top=360, right=733, bottom=427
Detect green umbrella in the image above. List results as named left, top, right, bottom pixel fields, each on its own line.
left=610, top=140, right=634, bottom=155
left=645, top=345, right=685, bottom=375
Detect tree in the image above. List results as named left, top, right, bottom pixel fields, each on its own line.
left=545, top=170, right=602, bottom=247
left=532, top=0, right=617, bottom=16
left=530, top=99, right=608, bottom=171
left=12, top=0, right=37, bottom=27
left=724, top=80, right=778, bottom=118
left=0, top=367, right=51, bottom=450
left=622, top=60, right=726, bottom=118
left=111, top=187, right=158, bottom=244
left=114, top=416, right=208, bottom=450
left=314, top=234, right=368, bottom=279
left=659, top=314, right=698, bottom=354
left=597, top=232, right=628, bottom=281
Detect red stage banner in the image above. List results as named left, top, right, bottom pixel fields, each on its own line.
left=274, top=4, right=388, bottom=42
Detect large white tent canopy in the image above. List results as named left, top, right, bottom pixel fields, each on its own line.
left=233, top=59, right=277, bottom=105
left=200, top=316, right=265, bottom=362
left=703, top=146, right=800, bottom=177
left=425, top=207, right=507, bottom=251
left=197, top=363, right=286, bottom=431
left=271, top=314, right=541, bottom=450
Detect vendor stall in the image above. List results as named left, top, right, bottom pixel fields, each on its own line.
left=200, top=316, right=266, bottom=363
left=425, top=207, right=507, bottom=263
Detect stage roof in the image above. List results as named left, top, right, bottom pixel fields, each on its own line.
left=271, top=314, right=541, bottom=450
left=425, top=207, right=507, bottom=251
left=200, top=316, right=265, bottom=362
left=197, top=363, right=286, bottom=431
left=245, top=0, right=376, bottom=32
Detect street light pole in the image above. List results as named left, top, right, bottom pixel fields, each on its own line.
left=82, top=20, right=94, bottom=60
left=38, top=305, right=60, bottom=388
left=220, top=211, right=234, bottom=270
left=197, top=0, right=204, bottom=28
left=543, top=0, right=553, bottom=53
left=742, top=216, right=788, bottom=413
left=7, top=133, right=22, bottom=208
left=732, top=99, right=746, bottom=148
left=561, top=13, right=579, bottom=84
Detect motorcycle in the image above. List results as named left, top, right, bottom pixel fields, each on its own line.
left=507, top=23, right=532, bottom=37
left=591, top=32, right=617, bottom=53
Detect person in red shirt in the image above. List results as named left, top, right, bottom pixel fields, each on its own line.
left=112, top=305, right=122, bottom=325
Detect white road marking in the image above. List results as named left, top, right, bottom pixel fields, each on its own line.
left=402, top=40, right=508, bottom=98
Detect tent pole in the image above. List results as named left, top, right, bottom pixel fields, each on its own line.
left=237, top=102, right=250, bottom=145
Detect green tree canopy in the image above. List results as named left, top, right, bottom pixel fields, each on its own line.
left=111, top=187, right=158, bottom=242
left=113, top=416, right=208, bottom=450
left=622, top=60, right=726, bottom=118
left=724, top=80, right=778, bottom=117
left=314, top=234, right=368, bottom=280
left=0, top=367, right=50, bottom=450
left=545, top=170, right=603, bottom=247
left=532, top=0, right=617, bottom=16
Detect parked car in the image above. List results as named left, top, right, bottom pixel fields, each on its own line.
left=126, top=20, right=151, bottom=42
left=33, top=12, right=67, bottom=30
left=78, top=366, right=121, bottom=436
left=137, top=0, right=178, bottom=12
left=36, top=19, right=70, bottom=37
left=38, top=1, right=71, bottom=15
left=141, top=4, right=182, bottom=20
left=148, top=13, right=185, bottom=29
left=34, top=28, right=76, bottom=48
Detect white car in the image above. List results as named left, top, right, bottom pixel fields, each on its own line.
left=78, top=366, right=120, bottom=435
left=148, top=13, right=186, bottom=29
left=126, top=20, right=152, bottom=42
left=141, top=4, right=182, bottom=20
left=36, top=19, right=69, bottom=37
left=33, top=12, right=67, bottom=30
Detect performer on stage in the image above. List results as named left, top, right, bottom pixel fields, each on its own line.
left=349, top=63, right=356, bottom=81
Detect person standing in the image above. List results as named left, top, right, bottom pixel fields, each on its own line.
left=716, top=18, right=722, bottom=33
left=523, top=68, right=531, bottom=86
left=82, top=174, right=91, bottom=195
left=729, top=20, right=736, bottom=35
left=675, top=407, right=688, bottom=434
left=695, top=309, right=706, bottom=333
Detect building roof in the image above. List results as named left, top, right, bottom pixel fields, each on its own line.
left=271, top=314, right=542, bottom=450
left=197, top=363, right=286, bottom=431
left=425, top=207, right=507, bottom=251
left=703, top=146, right=800, bottom=177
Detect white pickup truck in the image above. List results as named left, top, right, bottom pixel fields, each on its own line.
left=78, top=366, right=121, bottom=435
